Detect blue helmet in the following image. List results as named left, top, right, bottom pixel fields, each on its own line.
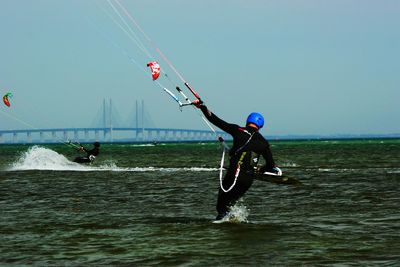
left=246, top=112, right=264, bottom=129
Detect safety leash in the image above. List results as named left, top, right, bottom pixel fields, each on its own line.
left=219, top=131, right=256, bottom=193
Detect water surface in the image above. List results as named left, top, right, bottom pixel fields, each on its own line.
left=1, top=140, right=399, bottom=266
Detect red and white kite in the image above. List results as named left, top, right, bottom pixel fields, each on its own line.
left=147, top=61, right=161, bottom=80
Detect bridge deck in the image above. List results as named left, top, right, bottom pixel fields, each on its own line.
left=0, top=127, right=230, bottom=144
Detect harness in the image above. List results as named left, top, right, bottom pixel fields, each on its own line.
left=219, top=129, right=256, bottom=193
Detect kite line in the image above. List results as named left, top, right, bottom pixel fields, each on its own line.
left=97, top=0, right=228, bottom=148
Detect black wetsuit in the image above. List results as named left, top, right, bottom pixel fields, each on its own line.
left=74, top=146, right=99, bottom=163
left=200, top=105, right=276, bottom=219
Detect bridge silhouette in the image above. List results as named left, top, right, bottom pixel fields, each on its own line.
left=0, top=99, right=229, bottom=144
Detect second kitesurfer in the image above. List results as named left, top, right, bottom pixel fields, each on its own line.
left=73, top=142, right=100, bottom=164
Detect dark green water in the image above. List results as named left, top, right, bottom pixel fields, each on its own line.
left=1, top=140, right=399, bottom=266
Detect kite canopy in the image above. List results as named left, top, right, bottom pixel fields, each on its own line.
left=147, top=61, right=161, bottom=80
left=3, top=92, right=13, bottom=107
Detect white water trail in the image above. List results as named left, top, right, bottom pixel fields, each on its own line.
left=8, top=146, right=218, bottom=173
left=10, top=146, right=92, bottom=171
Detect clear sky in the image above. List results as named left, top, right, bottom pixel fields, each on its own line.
left=0, top=0, right=399, bottom=136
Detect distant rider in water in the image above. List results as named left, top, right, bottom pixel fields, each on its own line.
left=193, top=100, right=281, bottom=220
left=74, top=142, right=100, bottom=164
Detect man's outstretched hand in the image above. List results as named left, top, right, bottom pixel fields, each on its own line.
left=192, top=99, right=203, bottom=108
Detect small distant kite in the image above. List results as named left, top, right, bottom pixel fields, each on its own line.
left=3, top=92, right=13, bottom=107
left=147, top=61, right=161, bottom=80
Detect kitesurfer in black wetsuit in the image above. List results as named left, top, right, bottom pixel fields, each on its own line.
left=74, top=142, right=100, bottom=163
left=194, top=100, right=281, bottom=220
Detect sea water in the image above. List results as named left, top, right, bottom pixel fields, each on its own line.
left=0, top=140, right=399, bottom=266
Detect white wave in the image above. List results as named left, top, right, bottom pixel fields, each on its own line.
left=213, top=201, right=249, bottom=224
left=10, top=146, right=88, bottom=171
left=120, top=143, right=157, bottom=147
left=227, top=203, right=249, bottom=223
left=96, top=166, right=219, bottom=172
left=8, top=146, right=218, bottom=172
left=280, top=161, right=298, bottom=167
left=387, top=169, right=400, bottom=174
